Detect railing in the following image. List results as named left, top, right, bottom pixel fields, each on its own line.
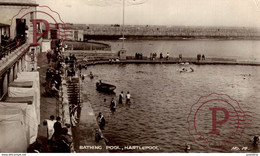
left=0, top=39, right=26, bottom=60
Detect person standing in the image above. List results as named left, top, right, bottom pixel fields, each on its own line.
left=166, top=52, right=169, bottom=60
left=160, top=52, right=163, bottom=59
left=119, top=91, right=124, bottom=104
left=47, top=51, right=52, bottom=64
left=52, top=116, right=62, bottom=142
left=97, top=112, right=106, bottom=130
left=53, top=70, right=61, bottom=89
left=43, top=115, right=56, bottom=145
left=202, top=54, right=205, bottom=60
left=126, top=92, right=131, bottom=104
left=110, top=98, right=116, bottom=113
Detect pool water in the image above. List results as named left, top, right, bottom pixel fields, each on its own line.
left=81, top=64, right=260, bottom=153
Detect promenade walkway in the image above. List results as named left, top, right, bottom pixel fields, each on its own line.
left=37, top=61, right=57, bottom=152
left=84, top=58, right=260, bottom=66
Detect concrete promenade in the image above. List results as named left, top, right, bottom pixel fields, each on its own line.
left=73, top=75, right=107, bottom=153
left=37, top=60, right=107, bottom=153
left=37, top=61, right=57, bottom=152
left=84, top=58, right=260, bottom=66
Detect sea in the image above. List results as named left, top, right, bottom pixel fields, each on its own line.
left=80, top=39, right=260, bottom=153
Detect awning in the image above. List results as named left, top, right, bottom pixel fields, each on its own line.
left=9, top=81, right=33, bottom=88
left=2, top=98, right=38, bottom=145
left=0, top=106, right=27, bottom=152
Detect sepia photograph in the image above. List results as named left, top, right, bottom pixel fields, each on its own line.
left=0, top=0, right=260, bottom=154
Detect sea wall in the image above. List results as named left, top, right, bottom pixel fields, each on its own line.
left=73, top=75, right=107, bottom=153
left=73, top=24, right=260, bottom=40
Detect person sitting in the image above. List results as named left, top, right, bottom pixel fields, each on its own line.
left=27, top=139, right=42, bottom=153
left=50, top=83, right=59, bottom=97
left=53, top=128, right=72, bottom=153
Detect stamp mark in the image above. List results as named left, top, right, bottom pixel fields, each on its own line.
left=187, top=93, right=252, bottom=152
left=9, top=6, right=73, bottom=64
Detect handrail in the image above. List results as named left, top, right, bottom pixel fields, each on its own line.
left=0, top=39, right=26, bottom=60
left=0, top=40, right=28, bottom=78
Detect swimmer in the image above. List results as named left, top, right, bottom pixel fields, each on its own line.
left=95, top=129, right=109, bottom=143
left=110, top=98, right=116, bottom=112
left=81, top=74, right=85, bottom=80
left=89, top=72, right=94, bottom=79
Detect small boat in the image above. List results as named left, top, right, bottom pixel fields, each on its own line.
left=119, top=37, right=126, bottom=40
left=96, top=82, right=116, bottom=92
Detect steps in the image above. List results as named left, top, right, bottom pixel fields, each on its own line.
left=67, top=78, right=81, bottom=107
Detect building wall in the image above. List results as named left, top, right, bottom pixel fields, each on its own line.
left=0, top=5, right=37, bottom=39
left=78, top=30, right=84, bottom=41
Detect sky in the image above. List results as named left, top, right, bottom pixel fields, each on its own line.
left=35, top=0, right=260, bottom=28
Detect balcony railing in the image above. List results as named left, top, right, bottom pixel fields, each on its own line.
left=0, top=39, right=26, bottom=60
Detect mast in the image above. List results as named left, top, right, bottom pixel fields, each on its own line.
left=122, top=0, right=125, bottom=49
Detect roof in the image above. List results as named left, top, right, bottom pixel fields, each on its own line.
left=0, top=2, right=38, bottom=7
left=0, top=23, right=10, bottom=27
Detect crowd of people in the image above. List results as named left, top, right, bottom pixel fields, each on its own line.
left=96, top=91, right=131, bottom=133
left=135, top=53, right=143, bottom=59
left=150, top=52, right=157, bottom=60
left=41, top=40, right=81, bottom=153
left=43, top=115, right=73, bottom=153
left=44, top=49, right=65, bottom=97
left=196, top=54, right=206, bottom=61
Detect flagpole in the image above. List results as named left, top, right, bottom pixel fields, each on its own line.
left=122, top=0, right=125, bottom=49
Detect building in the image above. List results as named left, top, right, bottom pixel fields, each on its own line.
left=0, top=0, right=38, bottom=40
left=0, top=1, right=41, bottom=152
